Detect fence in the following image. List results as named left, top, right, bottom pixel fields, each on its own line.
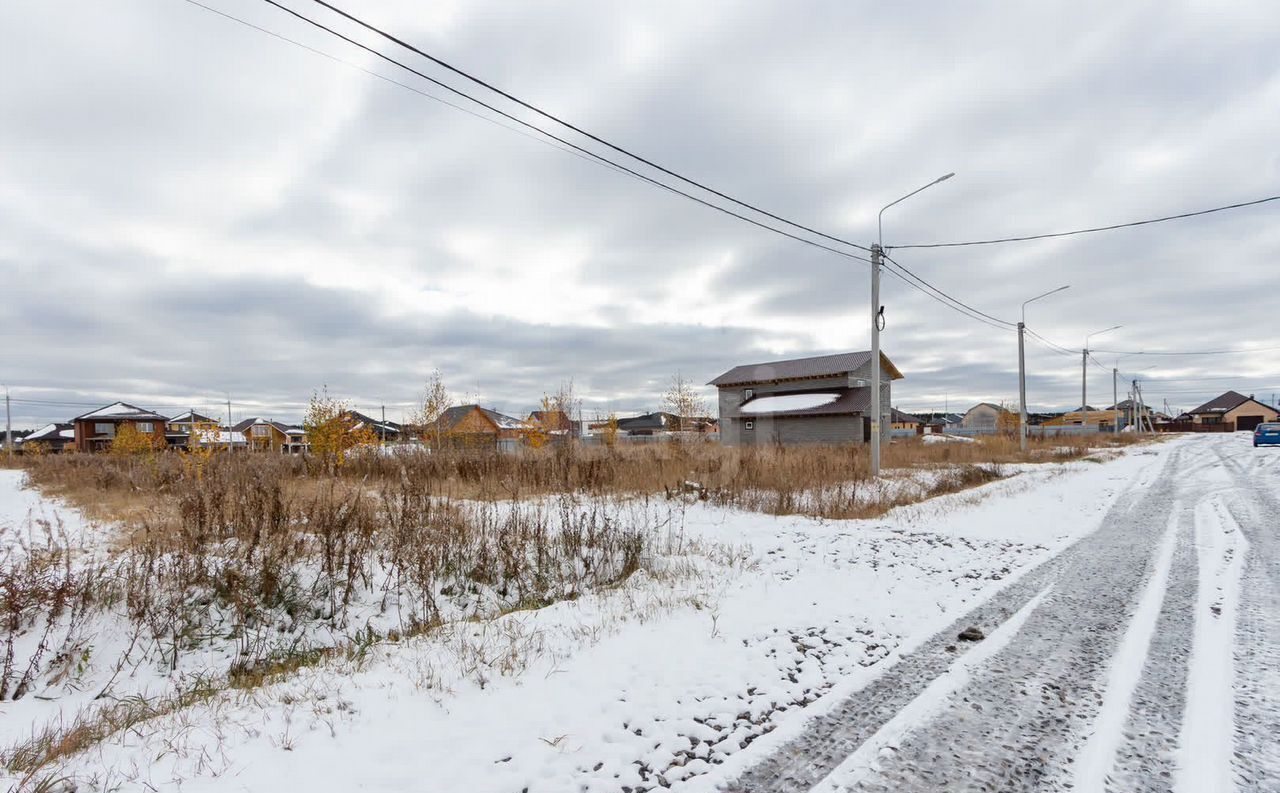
left=1155, top=421, right=1234, bottom=433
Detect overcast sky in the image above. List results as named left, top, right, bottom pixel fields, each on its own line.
left=3, top=0, right=1279, bottom=427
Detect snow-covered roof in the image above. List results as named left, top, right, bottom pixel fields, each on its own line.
left=740, top=393, right=841, bottom=414
left=74, top=402, right=168, bottom=422
left=197, top=429, right=246, bottom=445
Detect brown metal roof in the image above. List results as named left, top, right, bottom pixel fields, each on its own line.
left=708, top=351, right=903, bottom=387
left=1188, top=390, right=1277, bottom=415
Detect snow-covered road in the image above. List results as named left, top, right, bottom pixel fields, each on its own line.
left=730, top=433, right=1279, bottom=793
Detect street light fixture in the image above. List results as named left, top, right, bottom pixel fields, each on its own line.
left=1017, top=285, right=1070, bottom=451
left=870, top=172, right=955, bottom=476
left=1083, top=325, right=1122, bottom=429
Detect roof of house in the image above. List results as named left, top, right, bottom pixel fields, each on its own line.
left=892, top=408, right=923, bottom=423
left=73, top=402, right=168, bottom=422
left=528, top=409, right=574, bottom=430
left=738, top=389, right=871, bottom=418
left=21, top=422, right=74, bottom=442
left=232, top=417, right=297, bottom=435
left=965, top=402, right=1011, bottom=415
left=708, top=350, right=904, bottom=387
left=167, top=410, right=218, bottom=424
left=436, top=405, right=530, bottom=433
left=1188, top=390, right=1278, bottom=415
left=616, top=411, right=679, bottom=431
left=347, top=411, right=402, bottom=435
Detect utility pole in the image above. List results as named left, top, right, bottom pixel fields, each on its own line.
left=1018, top=286, right=1069, bottom=452
left=226, top=394, right=232, bottom=454
left=1018, top=322, right=1027, bottom=449
left=1081, top=348, right=1088, bottom=428
left=873, top=172, right=954, bottom=476
left=380, top=404, right=386, bottom=445
left=1112, top=368, right=1119, bottom=435
left=870, top=244, right=883, bottom=475
left=1084, top=326, right=1122, bottom=433
left=4, top=387, right=11, bottom=460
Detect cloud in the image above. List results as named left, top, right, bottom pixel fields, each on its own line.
left=2, top=0, right=1279, bottom=427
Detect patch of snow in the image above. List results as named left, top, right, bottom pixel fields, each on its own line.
left=921, top=433, right=975, bottom=444
left=1175, top=496, right=1246, bottom=793
left=740, top=393, right=840, bottom=414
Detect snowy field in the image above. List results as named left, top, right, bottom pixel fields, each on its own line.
left=0, top=441, right=1179, bottom=791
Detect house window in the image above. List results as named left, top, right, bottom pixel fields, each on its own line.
left=743, top=388, right=754, bottom=402
left=252, top=425, right=270, bottom=437
left=94, top=423, right=114, bottom=436
left=744, top=420, right=754, bottom=430
left=137, top=422, right=154, bottom=433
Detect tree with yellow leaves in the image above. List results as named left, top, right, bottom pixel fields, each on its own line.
left=305, top=388, right=377, bottom=470
left=110, top=423, right=165, bottom=456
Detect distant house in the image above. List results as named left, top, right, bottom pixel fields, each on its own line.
left=430, top=405, right=531, bottom=447
left=167, top=411, right=222, bottom=449
left=960, top=402, right=1015, bottom=431
left=232, top=418, right=308, bottom=453
left=1185, top=391, right=1279, bottom=431
left=709, top=350, right=903, bottom=446
left=527, top=409, right=576, bottom=436
left=166, top=411, right=220, bottom=435
left=344, top=411, right=402, bottom=443
left=19, top=423, right=74, bottom=453
left=72, top=402, right=169, bottom=453
left=1044, top=408, right=1121, bottom=429
left=890, top=408, right=923, bottom=431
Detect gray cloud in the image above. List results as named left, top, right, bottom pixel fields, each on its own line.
left=2, top=0, right=1279, bottom=428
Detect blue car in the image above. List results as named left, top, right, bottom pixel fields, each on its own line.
left=1255, top=422, right=1280, bottom=447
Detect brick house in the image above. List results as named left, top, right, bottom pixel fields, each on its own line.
left=72, top=402, right=169, bottom=453
left=1186, top=391, right=1279, bottom=431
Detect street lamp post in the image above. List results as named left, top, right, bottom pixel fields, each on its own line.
left=1018, top=285, right=1070, bottom=452
left=1083, top=325, right=1122, bottom=430
left=871, top=172, right=954, bottom=476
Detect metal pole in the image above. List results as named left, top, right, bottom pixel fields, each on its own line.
left=4, top=388, right=11, bottom=460
left=381, top=404, right=386, bottom=444
left=1018, top=322, right=1028, bottom=452
left=226, top=395, right=232, bottom=454
left=1112, top=369, right=1118, bottom=435
left=870, top=244, right=883, bottom=476
left=1082, top=348, right=1088, bottom=428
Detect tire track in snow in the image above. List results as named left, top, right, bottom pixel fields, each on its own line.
left=809, top=584, right=1054, bottom=792
left=1211, top=440, right=1280, bottom=792
left=725, top=446, right=1185, bottom=793
left=1174, top=496, right=1246, bottom=793
left=1070, top=505, right=1180, bottom=793
left=1103, top=504, right=1197, bottom=793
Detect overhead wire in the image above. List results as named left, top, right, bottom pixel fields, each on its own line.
left=891, top=195, right=1280, bottom=250
left=301, top=0, right=874, bottom=252
left=189, top=0, right=1024, bottom=338
left=180, top=0, right=637, bottom=177
left=236, top=0, right=883, bottom=270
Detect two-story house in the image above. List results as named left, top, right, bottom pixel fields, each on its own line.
left=709, top=350, right=903, bottom=446
left=72, top=402, right=169, bottom=453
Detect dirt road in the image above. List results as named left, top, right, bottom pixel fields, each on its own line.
left=726, top=434, right=1278, bottom=793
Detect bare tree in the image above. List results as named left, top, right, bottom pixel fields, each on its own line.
left=662, top=372, right=708, bottom=432
left=411, top=370, right=452, bottom=447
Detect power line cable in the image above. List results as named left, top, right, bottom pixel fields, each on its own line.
left=891, top=195, right=1280, bottom=250
left=180, top=0, right=636, bottom=178
left=882, top=252, right=1016, bottom=327
left=1089, top=344, right=1280, bottom=356
left=301, top=0, right=874, bottom=253
left=198, top=0, right=1023, bottom=338
left=242, top=0, right=881, bottom=267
